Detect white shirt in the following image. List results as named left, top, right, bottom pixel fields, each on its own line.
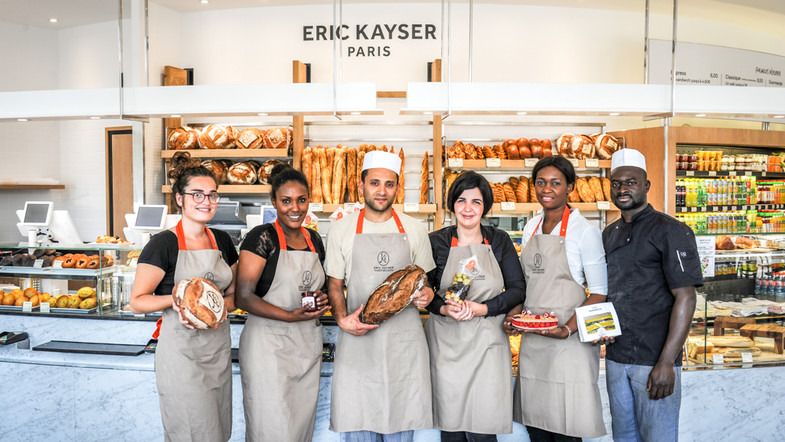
left=521, top=208, right=608, bottom=296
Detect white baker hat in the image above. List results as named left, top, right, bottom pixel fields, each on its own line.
left=362, top=150, right=401, bottom=174
left=611, top=148, right=647, bottom=172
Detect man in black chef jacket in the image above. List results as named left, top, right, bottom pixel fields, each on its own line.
left=602, top=148, right=702, bottom=442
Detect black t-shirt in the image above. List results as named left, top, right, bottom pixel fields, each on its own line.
left=239, top=223, right=326, bottom=298
left=138, top=228, right=239, bottom=296
left=427, top=225, right=526, bottom=317
left=603, top=204, right=703, bottom=366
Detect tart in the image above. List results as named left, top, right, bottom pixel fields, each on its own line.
left=512, top=311, right=559, bottom=331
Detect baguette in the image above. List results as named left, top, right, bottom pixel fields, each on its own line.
left=347, top=148, right=358, bottom=203
left=332, top=146, right=346, bottom=204
left=529, top=177, right=537, bottom=202
left=420, top=152, right=429, bottom=204
left=502, top=182, right=516, bottom=203
left=320, top=147, right=333, bottom=204
left=576, top=177, right=595, bottom=203
left=357, top=150, right=366, bottom=205
left=396, top=148, right=406, bottom=204
left=311, top=149, right=323, bottom=204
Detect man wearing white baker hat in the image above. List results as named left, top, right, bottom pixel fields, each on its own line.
left=601, top=148, right=702, bottom=442
left=325, top=150, right=436, bottom=441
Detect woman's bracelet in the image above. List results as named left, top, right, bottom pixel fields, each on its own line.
left=563, top=324, right=573, bottom=338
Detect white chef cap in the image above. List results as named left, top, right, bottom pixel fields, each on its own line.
left=362, top=151, right=401, bottom=174
left=611, top=148, right=647, bottom=172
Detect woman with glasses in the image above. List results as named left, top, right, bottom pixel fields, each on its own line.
left=504, top=156, right=608, bottom=442
left=235, top=163, right=329, bottom=442
left=130, top=151, right=238, bottom=442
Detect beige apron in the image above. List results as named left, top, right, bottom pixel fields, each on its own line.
left=330, top=209, right=433, bottom=434
left=239, top=220, right=325, bottom=442
left=155, top=222, right=234, bottom=442
left=513, top=208, right=605, bottom=438
left=425, top=235, right=513, bottom=434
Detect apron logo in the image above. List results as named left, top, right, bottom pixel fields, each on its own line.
left=302, top=270, right=313, bottom=287
left=533, top=254, right=543, bottom=269
left=377, top=251, right=390, bottom=266
left=203, top=272, right=215, bottom=282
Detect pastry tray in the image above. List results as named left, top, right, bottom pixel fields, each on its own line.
left=33, top=340, right=146, bottom=356
left=0, top=305, right=39, bottom=312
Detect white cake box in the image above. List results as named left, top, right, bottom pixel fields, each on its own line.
left=574, top=302, right=622, bottom=343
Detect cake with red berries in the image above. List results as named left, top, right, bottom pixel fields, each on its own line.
left=512, top=311, right=559, bottom=331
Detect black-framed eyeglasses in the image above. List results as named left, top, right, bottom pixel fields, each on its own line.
left=182, top=192, right=220, bottom=203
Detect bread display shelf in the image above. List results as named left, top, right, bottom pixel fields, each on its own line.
left=488, top=202, right=617, bottom=215
left=160, top=148, right=289, bottom=159
left=0, top=266, right=116, bottom=281
left=446, top=159, right=611, bottom=170
left=162, top=184, right=272, bottom=194
left=308, top=204, right=437, bottom=214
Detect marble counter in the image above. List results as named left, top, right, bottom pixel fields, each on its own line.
left=1, top=314, right=783, bottom=441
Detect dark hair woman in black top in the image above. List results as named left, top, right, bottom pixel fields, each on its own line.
left=130, top=151, right=238, bottom=441
left=425, top=171, right=526, bottom=440
left=236, top=163, right=329, bottom=441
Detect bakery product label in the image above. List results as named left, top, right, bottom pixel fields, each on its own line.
left=574, top=302, right=622, bottom=342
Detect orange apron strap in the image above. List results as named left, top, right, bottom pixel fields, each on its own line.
left=530, top=206, right=572, bottom=239
left=450, top=236, right=489, bottom=247
left=152, top=316, right=163, bottom=339
left=175, top=220, right=219, bottom=250
left=356, top=208, right=407, bottom=234
left=274, top=219, right=317, bottom=253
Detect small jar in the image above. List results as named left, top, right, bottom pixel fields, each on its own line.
left=301, top=291, right=317, bottom=312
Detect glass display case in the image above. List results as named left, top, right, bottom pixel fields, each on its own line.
left=686, top=234, right=785, bottom=369
left=0, top=243, right=141, bottom=318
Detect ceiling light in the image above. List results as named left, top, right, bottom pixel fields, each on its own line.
left=257, top=113, right=268, bottom=116
left=774, top=115, right=785, bottom=119
left=49, top=18, right=58, bottom=23
left=170, top=114, right=181, bottom=118
left=423, top=111, right=433, bottom=115
left=17, top=118, right=28, bottom=122
left=695, top=113, right=706, bottom=117
left=516, top=112, right=527, bottom=115
left=90, top=116, right=101, bottom=120
left=200, top=0, right=208, bottom=4
left=350, top=112, right=361, bottom=115
left=609, top=112, right=620, bottom=116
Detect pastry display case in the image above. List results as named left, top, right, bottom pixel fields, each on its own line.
left=0, top=243, right=142, bottom=318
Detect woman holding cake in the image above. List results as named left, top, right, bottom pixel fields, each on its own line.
left=130, top=151, right=238, bottom=442
left=506, top=156, right=608, bottom=441
left=235, top=163, right=330, bottom=442
left=425, top=171, right=526, bottom=441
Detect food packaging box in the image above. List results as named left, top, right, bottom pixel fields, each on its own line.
left=574, top=302, right=622, bottom=342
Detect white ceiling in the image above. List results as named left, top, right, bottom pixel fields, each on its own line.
left=2, top=0, right=785, bottom=29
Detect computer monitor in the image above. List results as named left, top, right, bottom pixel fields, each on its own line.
left=134, top=205, right=168, bottom=230
left=262, top=206, right=278, bottom=224
left=22, top=201, right=54, bottom=227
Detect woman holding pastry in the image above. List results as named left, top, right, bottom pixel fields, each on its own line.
left=235, top=163, right=329, bottom=442
left=505, top=156, right=608, bottom=441
left=129, top=151, right=238, bottom=442
left=426, top=171, right=526, bottom=441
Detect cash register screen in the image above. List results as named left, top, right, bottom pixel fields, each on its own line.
left=23, top=201, right=54, bottom=226
left=134, top=205, right=168, bottom=230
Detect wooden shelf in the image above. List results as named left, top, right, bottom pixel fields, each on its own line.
left=487, top=202, right=617, bottom=215
left=446, top=158, right=611, bottom=170
left=0, top=184, right=65, bottom=190
left=162, top=184, right=271, bottom=194
left=160, top=148, right=289, bottom=159
left=308, top=203, right=437, bottom=214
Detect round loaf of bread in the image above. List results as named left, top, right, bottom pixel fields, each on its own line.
left=595, top=133, right=620, bottom=160
left=236, top=128, right=264, bottom=149
left=571, top=135, right=596, bottom=159
left=201, top=160, right=228, bottom=184
left=226, top=162, right=258, bottom=184
left=556, top=134, right=574, bottom=157
left=167, top=127, right=199, bottom=150
left=258, top=159, right=285, bottom=184
left=263, top=127, right=291, bottom=149
left=198, top=124, right=233, bottom=149
left=174, top=277, right=225, bottom=330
